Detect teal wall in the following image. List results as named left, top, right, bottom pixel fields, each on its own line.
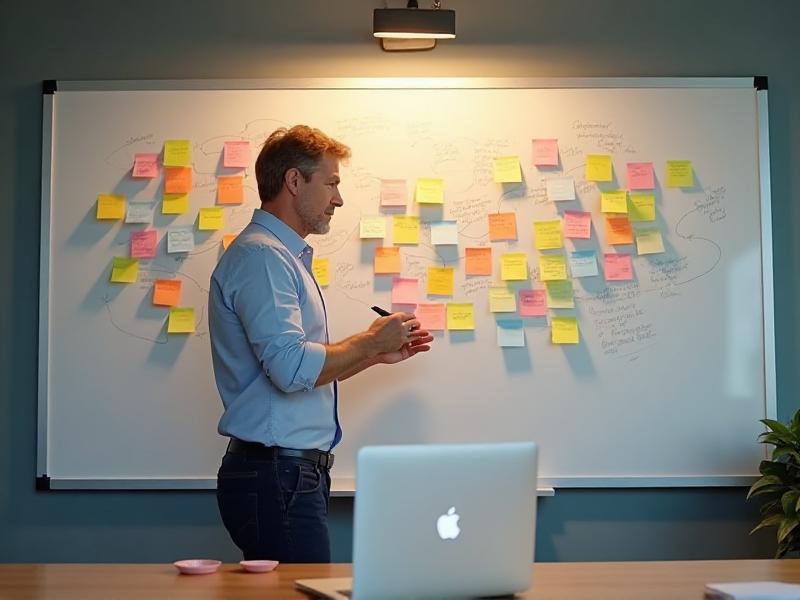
left=1, top=0, right=798, bottom=562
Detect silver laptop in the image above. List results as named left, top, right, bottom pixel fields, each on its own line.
left=296, top=441, right=538, bottom=599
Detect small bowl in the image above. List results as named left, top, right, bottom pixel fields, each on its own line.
left=240, top=560, right=279, bottom=573
left=173, top=559, right=222, bottom=575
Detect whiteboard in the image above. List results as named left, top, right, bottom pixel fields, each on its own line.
left=38, top=78, right=775, bottom=490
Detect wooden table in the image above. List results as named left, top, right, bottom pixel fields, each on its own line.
left=2, top=560, right=800, bottom=599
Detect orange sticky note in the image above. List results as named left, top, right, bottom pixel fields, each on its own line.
left=465, top=247, right=492, bottom=276
left=153, top=279, right=182, bottom=306
left=374, top=247, right=401, bottom=274
left=415, top=302, right=446, bottom=330
left=222, top=233, right=238, bottom=250
left=217, top=175, right=244, bottom=204
left=488, top=213, right=517, bottom=241
left=164, top=167, right=192, bottom=194
left=606, top=216, right=634, bottom=245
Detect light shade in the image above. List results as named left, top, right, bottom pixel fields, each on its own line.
left=373, top=8, right=456, bottom=40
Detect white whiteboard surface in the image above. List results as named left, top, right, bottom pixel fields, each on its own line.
left=38, top=78, right=774, bottom=490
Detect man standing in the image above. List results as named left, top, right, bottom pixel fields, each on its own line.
left=209, top=125, right=433, bottom=563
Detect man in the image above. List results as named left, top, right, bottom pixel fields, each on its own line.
left=208, top=125, right=433, bottom=563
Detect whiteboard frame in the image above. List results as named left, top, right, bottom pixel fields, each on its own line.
left=37, top=77, right=776, bottom=491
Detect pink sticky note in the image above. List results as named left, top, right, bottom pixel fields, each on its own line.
left=224, top=141, right=251, bottom=169
left=518, top=289, right=546, bottom=317
left=415, top=302, right=446, bottom=330
left=627, top=162, right=655, bottom=190
left=391, top=277, right=419, bottom=305
left=130, top=229, right=158, bottom=259
left=564, top=210, right=592, bottom=239
left=132, top=153, right=160, bottom=178
left=604, top=253, right=633, bottom=281
left=532, top=139, right=559, bottom=167
left=380, top=179, right=408, bottom=206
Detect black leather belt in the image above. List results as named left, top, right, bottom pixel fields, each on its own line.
left=227, top=438, right=334, bottom=469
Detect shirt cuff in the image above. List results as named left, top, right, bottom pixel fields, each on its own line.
left=296, top=341, right=326, bottom=391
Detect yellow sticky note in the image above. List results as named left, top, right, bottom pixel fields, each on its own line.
left=533, top=220, right=563, bottom=250
left=489, top=286, right=517, bottom=313
left=666, top=160, right=694, bottom=188
left=493, top=156, right=522, bottom=183
left=585, top=154, right=613, bottom=182
left=168, top=307, right=195, bottom=334
left=199, top=207, right=224, bottom=231
left=552, top=316, right=579, bottom=344
left=312, top=258, right=330, bottom=286
left=447, top=303, right=475, bottom=330
left=110, top=257, right=138, bottom=283
left=163, top=139, right=191, bottom=167
left=500, top=253, right=528, bottom=281
left=539, top=254, right=567, bottom=281
left=222, top=233, right=238, bottom=250
left=427, top=267, right=454, bottom=296
left=162, top=193, right=189, bottom=215
left=97, top=194, right=125, bottom=220
left=374, top=247, right=401, bottom=274
left=635, top=228, right=665, bottom=255
left=415, top=178, right=444, bottom=204
left=393, top=215, right=420, bottom=244
left=628, top=194, right=656, bottom=222
left=601, top=190, right=628, bottom=213
left=360, top=216, right=386, bottom=239
left=546, top=280, right=574, bottom=308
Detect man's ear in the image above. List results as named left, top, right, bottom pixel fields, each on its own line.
left=284, top=168, right=301, bottom=196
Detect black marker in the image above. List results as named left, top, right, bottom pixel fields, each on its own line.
left=371, top=305, right=391, bottom=317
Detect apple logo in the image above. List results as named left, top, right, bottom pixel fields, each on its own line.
left=436, top=506, right=461, bottom=540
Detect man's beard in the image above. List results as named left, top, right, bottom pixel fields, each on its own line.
left=297, top=203, right=331, bottom=235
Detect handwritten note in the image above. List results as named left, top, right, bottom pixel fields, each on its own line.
left=392, top=277, right=419, bottom=305
left=532, top=139, right=559, bottom=167
left=551, top=316, right=579, bottom=344
left=427, top=267, right=455, bottom=296
left=168, top=307, right=195, bottom=334
left=393, top=215, right=420, bottom=244
left=564, top=210, right=592, bottom=239
left=164, top=166, right=192, bottom=194
left=501, top=253, right=528, bottom=281
left=627, top=162, right=655, bottom=190
left=110, top=257, right=138, bottom=283
left=497, top=319, right=525, bottom=347
left=130, top=230, right=157, bottom=259
left=569, top=251, right=599, bottom=278
left=162, top=193, right=189, bottom=215
left=374, top=247, right=401, bottom=274
left=489, top=285, right=517, bottom=313
left=96, top=194, right=125, bottom=220
left=153, top=279, right=182, bottom=306
left=534, top=220, right=563, bottom=250
left=447, top=303, right=475, bottom=330
left=167, top=227, right=195, bottom=253
left=518, top=289, right=546, bottom=317
left=628, top=193, right=656, bottom=222
left=132, top=153, right=160, bottom=178
left=585, top=154, right=613, bottom=182
left=380, top=179, right=408, bottom=206
left=312, top=258, right=330, bottom=286
left=666, top=160, right=694, bottom=187
left=360, top=216, right=386, bottom=239
left=488, top=213, right=518, bottom=241
left=217, top=175, right=244, bottom=205
left=545, top=177, right=576, bottom=201
left=545, top=280, right=575, bottom=308
left=493, top=156, right=522, bottom=183
left=415, top=302, right=446, bottom=330
left=163, top=140, right=191, bottom=167
left=635, top=228, right=665, bottom=255
left=606, top=216, right=634, bottom=245
left=465, top=247, right=492, bottom=276
left=601, top=190, right=628, bottom=214
left=604, top=253, right=633, bottom=281
left=430, top=221, right=458, bottom=245
left=125, top=203, right=152, bottom=224
left=223, top=141, right=250, bottom=169
left=415, top=178, right=444, bottom=204
left=198, top=207, right=224, bottom=231
left=539, top=254, right=567, bottom=281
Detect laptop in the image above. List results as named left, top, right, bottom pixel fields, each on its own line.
left=296, top=441, right=538, bottom=599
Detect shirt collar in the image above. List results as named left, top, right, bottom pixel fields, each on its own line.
left=250, top=209, right=310, bottom=259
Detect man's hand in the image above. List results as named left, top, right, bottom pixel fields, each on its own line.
left=376, top=329, right=434, bottom=364
left=366, top=312, right=422, bottom=356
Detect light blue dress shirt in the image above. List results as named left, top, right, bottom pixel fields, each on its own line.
left=209, top=209, right=341, bottom=451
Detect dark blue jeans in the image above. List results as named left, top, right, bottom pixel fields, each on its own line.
left=216, top=449, right=331, bottom=563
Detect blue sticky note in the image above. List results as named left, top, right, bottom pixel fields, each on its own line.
left=569, top=251, right=599, bottom=278
left=497, top=319, right=525, bottom=347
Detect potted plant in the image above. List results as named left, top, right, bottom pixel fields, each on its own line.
left=748, top=413, right=800, bottom=557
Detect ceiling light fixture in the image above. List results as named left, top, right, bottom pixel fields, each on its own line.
left=373, top=0, right=456, bottom=52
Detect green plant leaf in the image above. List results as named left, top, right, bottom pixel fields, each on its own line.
left=748, top=475, right=784, bottom=499
left=763, top=419, right=794, bottom=438
left=791, top=410, right=800, bottom=436
left=777, top=517, right=799, bottom=543
left=776, top=538, right=791, bottom=559
left=759, top=461, right=791, bottom=479
left=782, top=491, right=800, bottom=515
left=761, top=499, right=781, bottom=515
left=772, top=447, right=800, bottom=463
left=750, top=512, right=783, bottom=534
left=760, top=432, right=798, bottom=448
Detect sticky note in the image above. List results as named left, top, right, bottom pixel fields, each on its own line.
left=585, top=154, right=613, bottom=182
left=164, top=166, right=192, bottom=194
left=545, top=177, right=576, bottom=201
left=569, top=251, right=599, bottom=278
left=447, top=303, right=475, bottom=330
left=392, top=277, right=419, bottom=305
left=532, top=139, right=559, bottom=167
left=552, top=316, right=579, bottom=344
left=97, top=194, right=125, bottom=220
left=393, top=215, right=420, bottom=244
left=360, top=216, right=386, bottom=239
left=217, top=175, right=244, bottom=205
left=162, top=193, right=189, bottom=215
left=627, top=162, right=655, bottom=190
left=564, top=210, right=592, bottom=239
left=465, top=247, right=492, bottom=276
left=126, top=203, right=153, bottom=224
left=539, top=254, right=567, bottom=281
left=534, top=220, right=563, bottom=250
left=601, top=190, right=628, bottom=214
left=489, top=285, right=517, bottom=313
left=199, top=207, right=224, bottom=231
left=427, top=267, right=454, bottom=296
left=628, top=193, right=656, bottom=222
left=488, top=213, right=517, bottom=241
left=380, top=179, right=408, bottom=206
left=312, top=258, right=330, bottom=286
left=223, top=140, right=250, bottom=169
left=666, top=160, right=694, bottom=188
left=374, top=247, right=401, bottom=274
left=545, top=280, right=575, bottom=309
left=604, top=253, right=633, bottom=281
left=430, top=221, right=458, bottom=245
left=167, top=227, right=195, bottom=253
left=110, top=257, right=138, bottom=283
left=415, top=302, right=446, bottom=330
left=606, top=216, right=634, bottom=245
left=497, top=319, right=525, bottom=347
left=635, top=228, right=665, bottom=255
left=415, top=178, right=444, bottom=204
left=501, top=253, right=528, bottom=281
left=130, top=229, right=157, bottom=259
left=153, top=279, right=182, bottom=307
left=163, top=140, right=191, bottom=167
left=168, top=307, right=195, bottom=333
left=518, top=289, right=546, bottom=317
left=493, top=156, right=522, bottom=183
left=222, top=233, right=238, bottom=250
left=132, top=153, right=160, bottom=178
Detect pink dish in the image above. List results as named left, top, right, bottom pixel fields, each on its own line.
left=173, top=559, right=222, bottom=575
left=239, top=560, right=279, bottom=573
